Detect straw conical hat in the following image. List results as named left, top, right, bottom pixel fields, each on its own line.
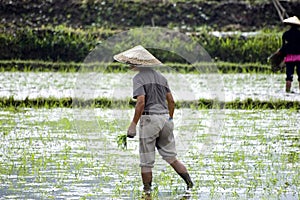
left=113, top=45, right=162, bottom=66
left=283, top=16, right=300, bottom=26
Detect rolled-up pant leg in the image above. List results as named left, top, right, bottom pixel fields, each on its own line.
left=139, top=115, right=159, bottom=168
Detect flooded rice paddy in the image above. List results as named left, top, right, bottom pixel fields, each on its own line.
left=0, top=71, right=299, bottom=199
left=1, top=72, right=300, bottom=101
left=0, top=108, right=299, bottom=199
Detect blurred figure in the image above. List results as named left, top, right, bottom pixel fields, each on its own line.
left=279, top=16, right=300, bottom=93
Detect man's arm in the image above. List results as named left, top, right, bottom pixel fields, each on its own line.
left=166, top=92, right=175, bottom=119
left=132, top=95, right=145, bottom=124
left=127, top=95, right=145, bottom=138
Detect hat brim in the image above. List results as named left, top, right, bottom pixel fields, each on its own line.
left=113, top=54, right=162, bottom=66
left=284, top=22, right=300, bottom=26
left=283, top=16, right=300, bottom=26
left=113, top=45, right=163, bottom=67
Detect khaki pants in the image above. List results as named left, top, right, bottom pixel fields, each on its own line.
left=139, top=114, right=177, bottom=168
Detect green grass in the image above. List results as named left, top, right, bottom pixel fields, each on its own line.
left=1, top=97, right=299, bottom=109
left=0, top=25, right=284, bottom=64
left=0, top=60, right=273, bottom=73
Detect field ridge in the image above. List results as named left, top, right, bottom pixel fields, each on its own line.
left=0, top=60, right=273, bottom=73
left=1, top=97, right=299, bottom=109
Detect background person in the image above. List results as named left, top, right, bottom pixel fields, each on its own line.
left=279, top=16, right=300, bottom=93
left=113, top=45, right=193, bottom=197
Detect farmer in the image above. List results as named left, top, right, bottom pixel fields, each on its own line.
left=113, top=45, right=193, bottom=196
left=278, top=16, right=300, bottom=93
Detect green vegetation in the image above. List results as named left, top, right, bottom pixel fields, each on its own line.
left=198, top=29, right=282, bottom=64
left=117, top=134, right=128, bottom=150
left=0, top=25, right=283, bottom=64
left=1, top=97, right=299, bottom=110
left=0, top=26, right=116, bottom=62
left=0, top=60, right=272, bottom=73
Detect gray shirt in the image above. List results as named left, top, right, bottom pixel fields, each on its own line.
left=133, top=68, right=170, bottom=114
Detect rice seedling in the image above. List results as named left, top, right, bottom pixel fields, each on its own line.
left=1, top=96, right=299, bottom=110
left=117, top=134, right=127, bottom=150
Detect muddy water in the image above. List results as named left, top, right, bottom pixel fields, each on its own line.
left=0, top=108, right=299, bottom=199
left=1, top=72, right=300, bottom=101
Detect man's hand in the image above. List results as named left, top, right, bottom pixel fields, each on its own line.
left=127, top=121, right=136, bottom=138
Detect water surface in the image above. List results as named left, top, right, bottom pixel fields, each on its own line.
left=0, top=108, right=299, bottom=199
left=1, top=72, right=299, bottom=101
